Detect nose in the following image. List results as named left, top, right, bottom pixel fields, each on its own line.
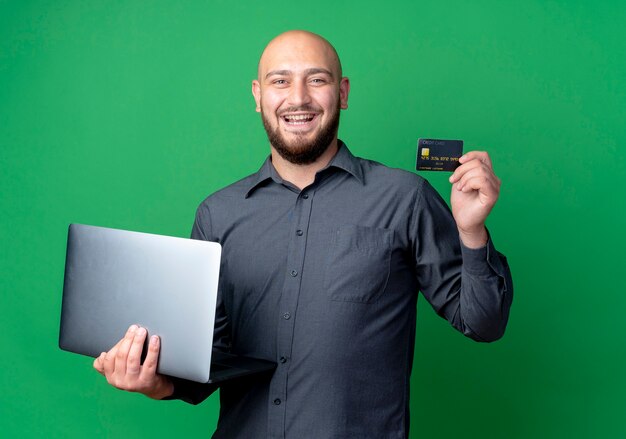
left=287, top=79, right=312, bottom=107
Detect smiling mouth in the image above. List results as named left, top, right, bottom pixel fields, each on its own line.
left=282, top=113, right=317, bottom=126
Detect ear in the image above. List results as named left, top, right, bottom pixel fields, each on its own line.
left=339, top=77, right=350, bottom=110
left=252, top=80, right=261, bottom=112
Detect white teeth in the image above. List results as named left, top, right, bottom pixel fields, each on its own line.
left=284, top=114, right=315, bottom=122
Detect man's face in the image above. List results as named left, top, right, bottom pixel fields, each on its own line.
left=252, top=33, right=350, bottom=165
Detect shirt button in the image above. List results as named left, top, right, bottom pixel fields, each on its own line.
left=283, top=312, right=291, bottom=320
left=296, top=229, right=303, bottom=236
left=302, top=193, right=309, bottom=199
left=280, top=356, right=287, bottom=364
left=274, top=398, right=281, bottom=405
left=290, top=270, right=298, bottom=277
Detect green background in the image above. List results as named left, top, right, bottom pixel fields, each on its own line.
left=1, top=0, right=624, bottom=437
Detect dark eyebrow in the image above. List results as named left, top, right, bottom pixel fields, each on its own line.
left=265, top=69, right=291, bottom=79
left=265, top=68, right=335, bottom=80
left=304, top=68, right=334, bottom=78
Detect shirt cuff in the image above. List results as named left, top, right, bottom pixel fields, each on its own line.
left=460, top=231, right=506, bottom=278
left=160, top=376, right=201, bottom=404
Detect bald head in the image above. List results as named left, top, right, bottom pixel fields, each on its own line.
left=257, top=30, right=343, bottom=81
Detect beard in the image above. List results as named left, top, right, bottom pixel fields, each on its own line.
left=261, top=101, right=341, bottom=165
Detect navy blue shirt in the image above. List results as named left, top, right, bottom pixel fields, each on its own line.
left=169, top=142, right=513, bottom=439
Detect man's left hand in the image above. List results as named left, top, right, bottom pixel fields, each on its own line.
left=449, top=151, right=501, bottom=248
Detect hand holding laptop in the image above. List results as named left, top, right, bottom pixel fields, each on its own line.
left=93, top=324, right=174, bottom=400
left=60, top=224, right=276, bottom=388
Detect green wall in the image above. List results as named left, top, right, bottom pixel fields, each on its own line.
left=1, top=1, right=624, bottom=437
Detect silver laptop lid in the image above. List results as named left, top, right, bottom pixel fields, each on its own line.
left=59, top=224, right=221, bottom=383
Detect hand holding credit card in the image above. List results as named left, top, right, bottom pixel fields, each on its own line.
left=416, top=138, right=463, bottom=172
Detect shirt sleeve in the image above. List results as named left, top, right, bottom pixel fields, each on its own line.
left=412, top=179, right=513, bottom=342
left=163, top=202, right=232, bottom=404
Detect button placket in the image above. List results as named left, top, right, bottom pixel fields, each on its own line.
left=268, top=188, right=315, bottom=438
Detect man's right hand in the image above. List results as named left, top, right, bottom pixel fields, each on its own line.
left=93, top=324, right=174, bottom=400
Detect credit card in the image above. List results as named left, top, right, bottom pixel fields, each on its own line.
left=416, top=138, right=464, bottom=172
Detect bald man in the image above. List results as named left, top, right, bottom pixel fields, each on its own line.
left=94, top=31, right=513, bottom=438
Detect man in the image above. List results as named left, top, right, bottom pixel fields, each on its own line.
left=94, top=30, right=512, bottom=438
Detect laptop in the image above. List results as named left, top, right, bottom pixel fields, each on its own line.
left=59, top=223, right=275, bottom=383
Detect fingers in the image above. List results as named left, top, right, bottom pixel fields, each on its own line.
left=139, top=335, right=161, bottom=381
left=454, top=166, right=500, bottom=197
left=126, top=327, right=148, bottom=376
left=449, top=151, right=493, bottom=184
left=459, top=150, right=492, bottom=167
left=113, top=324, right=139, bottom=377
left=93, top=353, right=106, bottom=376
left=95, top=324, right=165, bottom=396
left=100, top=325, right=140, bottom=383
left=450, top=160, right=485, bottom=187
left=459, top=177, right=494, bottom=205
left=102, top=340, right=120, bottom=379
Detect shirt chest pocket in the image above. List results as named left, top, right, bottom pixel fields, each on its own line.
left=324, top=225, right=393, bottom=304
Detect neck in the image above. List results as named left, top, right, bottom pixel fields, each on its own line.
left=270, top=139, right=340, bottom=190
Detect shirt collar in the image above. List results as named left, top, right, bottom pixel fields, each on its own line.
left=244, top=140, right=364, bottom=198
